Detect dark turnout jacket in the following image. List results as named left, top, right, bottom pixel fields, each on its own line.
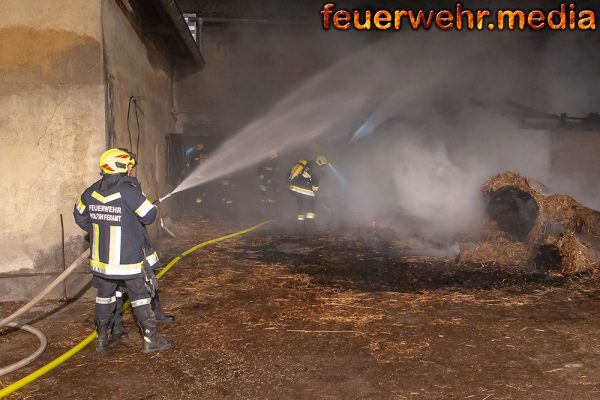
left=288, top=161, right=320, bottom=197
left=74, top=176, right=157, bottom=279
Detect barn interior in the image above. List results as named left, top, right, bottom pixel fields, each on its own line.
left=2, top=0, right=600, bottom=399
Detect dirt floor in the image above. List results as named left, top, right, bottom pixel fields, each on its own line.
left=3, top=215, right=600, bottom=399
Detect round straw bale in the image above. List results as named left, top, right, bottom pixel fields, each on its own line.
left=482, top=172, right=545, bottom=243
left=533, top=232, right=598, bottom=273
left=541, top=195, right=600, bottom=237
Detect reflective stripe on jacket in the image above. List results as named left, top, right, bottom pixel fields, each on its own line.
left=288, top=161, right=320, bottom=197
left=74, top=176, right=157, bottom=279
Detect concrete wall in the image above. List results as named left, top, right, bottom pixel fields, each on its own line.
left=550, top=130, right=600, bottom=208
left=0, top=0, right=180, bottom=299
left=102, top=0, right=177, bottom=236
left=0, top=0, right=105, bottom=274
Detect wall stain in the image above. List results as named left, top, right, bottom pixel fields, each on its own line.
left=33, top=236, right=87, bottom=272
left=0, top=26, right=101, bottom=95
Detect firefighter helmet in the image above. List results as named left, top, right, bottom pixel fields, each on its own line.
left=315, top=155, right=328, bottom=167
left=99, top=148, right=137, bottom=175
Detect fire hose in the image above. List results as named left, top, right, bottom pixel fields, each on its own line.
left=0, top=323, right=48, bottom=377
left=0, top=220, right=273, bottom=398
left=0, top=251, right=90, bottom=330
left=0, top=191, right=174, bottom=378
left=0, top=250, right=90, bottom=377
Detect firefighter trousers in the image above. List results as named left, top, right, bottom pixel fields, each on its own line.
left=92, top=275, right=156, bottom=333
left=294, top=193, right=316, bottom=221
left=114, top=288, right=168, bottom=328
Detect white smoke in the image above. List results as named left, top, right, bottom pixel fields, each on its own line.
left=177, top=28, right=600, bottom=241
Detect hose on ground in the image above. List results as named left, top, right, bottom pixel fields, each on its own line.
left=0, top=250, right=89, bottom=329
left=0, top=323, right=48, bottom=376
left=0, top=250, right=89, bottom=378
left=0, top=221, right=273, bottom=398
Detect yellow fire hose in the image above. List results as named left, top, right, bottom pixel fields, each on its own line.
left=0, top=220, right=273, bottom=399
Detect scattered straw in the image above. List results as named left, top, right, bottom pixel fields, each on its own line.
left=543, top=232, right=598, bottom=273
left=475, top=172, right=600, bottom=272
left=542, top=195, right=600, bottom=237
left=457, top=236, right=531, bottom=268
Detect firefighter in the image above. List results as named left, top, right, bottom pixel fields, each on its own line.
left=74, top=148, right=172, bottom=353
left=185, top=143, right=207, bottom=205
left=112, top=245, right=175, bottom=344
left=288, top=155, right=328, bottom=223
left=257, top=151, right=280, bottom=217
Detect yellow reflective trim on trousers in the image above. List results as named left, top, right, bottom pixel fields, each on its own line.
left=92, top=224, right=100, bottom=262
left=95, top=296, right=116, bottom=304
left=91, top=191, right=122, bottom=204
left=135, top=199, right=154, bottom=217
left=0, top=220, right=274, bottom=399
left=131, top=298, right=151, bottom=307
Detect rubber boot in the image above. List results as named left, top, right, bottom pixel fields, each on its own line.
left=152, top=294, right=175, bottom=323
left=112, top=321, right=129, bottom=343
left=135, top=304, right=172, bottom=353
left=142, top=332, right=173, bottom=353
left=95, top=318, right=114, bottom=353
left=140, top=321, right=173, bottom=354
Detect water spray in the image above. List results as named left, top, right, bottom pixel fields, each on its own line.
left=350, top=117, right=377, bottom=143
left=328, top=163, right=348, bottom=187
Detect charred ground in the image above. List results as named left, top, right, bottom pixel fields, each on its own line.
left=2, top=216, right=600, bottom=399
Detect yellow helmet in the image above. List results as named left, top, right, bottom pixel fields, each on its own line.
left=99, top=148, right=136, bottom=175
left=315, top=155, right=328, bottom=167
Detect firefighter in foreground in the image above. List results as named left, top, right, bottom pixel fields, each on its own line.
left=74, top=148, right=172, bottom=353
left=287, top=155, right=328, bottom=223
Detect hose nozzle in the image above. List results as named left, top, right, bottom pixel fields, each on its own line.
left=153, top=192, right=173, bottom=205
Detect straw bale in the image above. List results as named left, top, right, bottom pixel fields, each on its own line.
left=482, top=171, right=546, bottom=243
left=482, top=171, right=541, bottom=200
left=467, top=172, right=600, bottom=272
left=542, top=195, right=600, bottom=236
left=541, top=232, right=598, bottom=273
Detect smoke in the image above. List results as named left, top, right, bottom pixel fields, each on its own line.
left=177, top=24, right=600, bottom=244
left=174, top=34, right=393, bottom=193
left=320, top=31, right=600, bottom=240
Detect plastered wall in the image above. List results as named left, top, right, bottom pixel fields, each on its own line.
left=0, top=0, right=105, bottom=273
left=102, top=0, right=176, bottom=237
left=0, top=0, right=178, bottom=276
